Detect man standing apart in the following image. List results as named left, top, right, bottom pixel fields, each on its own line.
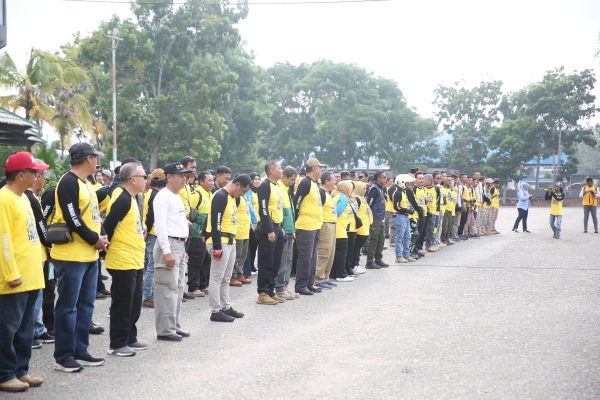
left=52, top=143, right=108, bottom=372
left=256, top=161, right=285, bottom=305
left=293, top=158, right=325, bottom=295
left=153, top=163, right=191, bottom=341
left=0, top=152, right=47, bottom=392
left=366, top=171, right=389, bottom=269
left=579, top=177, right=599, bottom=233
left=103, top=162, right=148, bottom=357
left=275, top=167, right=297, bottom=300
left=206, top=175, right=251, bottom=321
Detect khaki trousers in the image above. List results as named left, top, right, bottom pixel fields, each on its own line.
left=315, top=223, right=336, bottom=285
left=491, top=207, right=499, bottom=231
left=153, top=238, right=186, bottom=336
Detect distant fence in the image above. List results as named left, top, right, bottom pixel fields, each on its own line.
left=502, top=189, right=587, bottom=207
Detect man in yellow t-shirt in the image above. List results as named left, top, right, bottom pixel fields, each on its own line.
left=0, top=151, right=47, bottom=392
left=579, top=177, right=600, bottom=233
left=315, top=171, right=337, bottom=287
left=52, top=143, right=108, bottom=372
left=490, top=178, right=501, bottom=233
left=103, top=162, right=148, bottom=356
left=293, top=158, right=326, bottom=296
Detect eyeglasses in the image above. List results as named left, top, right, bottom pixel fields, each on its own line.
left=20, top=169, right=42, bottom=176
left=130, top=175, right=148, bottom=180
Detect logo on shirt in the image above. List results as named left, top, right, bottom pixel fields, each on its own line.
left=26, top=209, right=40, bottom=244
left=231, top=203, right=238, bottom=226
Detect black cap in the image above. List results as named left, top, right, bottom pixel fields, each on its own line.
left=163, top=163, right=191, bottom=175
left=410, top=167, right=420, bottom=174
left=69, top=143, right=103, bottom=160
left=493, top=178, right=501, bottom=183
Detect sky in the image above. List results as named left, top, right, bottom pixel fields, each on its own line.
left=5, top=0, right=600, bottom=131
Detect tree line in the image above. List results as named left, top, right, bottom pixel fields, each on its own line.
left=0, top=1, right=598, bottom=181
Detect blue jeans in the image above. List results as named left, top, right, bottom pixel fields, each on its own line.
left=53, top=260, right=97, bottom=363
left=32, top=289, right=45, bottom=337
left=143, top=234, right=157, bottom=301
left=550, top=215, right=562, bottom=237
left=394, top=214, right=411, bottom=258
left=0, top=290, right=38, bottom=383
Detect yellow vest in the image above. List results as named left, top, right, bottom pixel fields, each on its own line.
left=549, top=194, right=563, bottom=216
left=583, top=186, right=598, bottom=206
left=356, top=198, right=371, bottom=236
left=105, top=194, right=145, bottom=270
left=322, top=191, right=337, bottom=223
left=333, top=194, right=350, bottom=239
left=490, top=186, right=500, bottom=208
left=206, top=190, right=238, bottom=245
left=236, top=195, right=251, bottom=240
left=295, top=179, right=323, bottom=231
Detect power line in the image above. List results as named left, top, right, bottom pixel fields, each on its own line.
left=63, top=0, right=390, bottom=5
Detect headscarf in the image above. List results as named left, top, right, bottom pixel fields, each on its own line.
left=353, top=181, right=373, bottom=224
left=332, top=180, right=353, bottom=198
left=519, top=182, right=529, bottom=191
left=249, top=172, right=260, bottom=192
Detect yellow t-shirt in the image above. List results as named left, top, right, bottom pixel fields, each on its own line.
left=410, top=187, right=426, bottom=219
left=236, top=195, right=251, bottom=240
left=143, top=188, right=157, bottom=236
left=582, top=186, right=598, bottom=206
left=424, top=186, right=438, bottom=215
left=333, top=194, right=351, bottom=239
left=444, top=186, right=456, bottom=216
left=490, top=187, right=500, bottom=209
left=384, top=186, right=395, bottom=213
left=356, top=198, right=370, bottom=236
left=322, top=191, right=337, bottom=223
left=105, top=191, right=145, bottom=270
left=549, top=194, right=563, bottom=216
left=179, top=184, right=194, bottom=217
left=295, top=177, right=323, bottom=231
left=0, top=188, right=44, bottom=294
left=206, top=189, right=238, bottom=246
left=51, top=172, right=102, bottom=263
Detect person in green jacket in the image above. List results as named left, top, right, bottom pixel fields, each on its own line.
left=275, top=166, right=298, bottom=300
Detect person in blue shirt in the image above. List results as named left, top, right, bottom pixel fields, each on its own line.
left=513, top=182, right=533, bottom=233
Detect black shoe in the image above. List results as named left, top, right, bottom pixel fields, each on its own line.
left=89, top=323, right=105, bottom=335
left=176, top=330, right=190, bottom=337
left=157, top=334, right=183, bottom=341
left=523, top=229, right=531, bottom=233
left=98, top=289, right=110, bottom=296
left=182, top=292, right=195, bottom=300
left=210, top=311, right=235, bottom=322
left=365, top=262, right=381, bottom=270
left=75, top=353, right=105, bottom=366
left=100, top=274, right=109, bottom=281
left=48, top=328, right=55, bottom=336
left=32, top=339, right=42, bottom=349
left=308, top=286, right=322, bottom=293
left=95, top=291, right=107, bottom=300
left=361, top=249, right=368, bottom=255
left=469, top=234, right=480, bottom=239
left=54, top=359, right=83, bottom=373
left=375, top=260, right=389, bottom=268
left=385, top=234, right=390, bottom=239
left=35, top=332, right=55, bottom=343
left=445, top=241, right=454, bottom=245
left=297, top=289, right=314, bottom=295
left=224, top=307, right=244, bottom=318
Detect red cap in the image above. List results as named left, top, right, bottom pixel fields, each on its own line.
left=4, top=152, right=50, bottom=173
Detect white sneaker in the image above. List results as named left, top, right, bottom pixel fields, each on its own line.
left=336, top=276, right=354, bottom=282
left=353, top=266, right=366, bottom=275
left=286, top=287, right=299, bottom=298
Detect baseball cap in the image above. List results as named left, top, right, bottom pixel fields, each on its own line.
left=305, top=158, right=327, bottom=168
left=5, top=151, right=50, bottom=173
left=493, top=178, right=500, bottom=183
left=69, top=143, right=103, bottom=160
left=485, top=178, right=494, bottom=183
left=410, top=168, right=421, bottom=174
left=102, top=169, right=112, bottom=178
left=150, top=168, right=166, bottom=180
left=554, top=181, right=563, bottom=187
left=299, top=168, right=306, bottom=175
left=163, top=163, right=190, bottom=175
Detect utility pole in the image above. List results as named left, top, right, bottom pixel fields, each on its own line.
left=106, top=28, right=122, bottom=168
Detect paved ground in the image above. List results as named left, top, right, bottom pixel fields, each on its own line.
left=4, top=207, right=600, bottom=399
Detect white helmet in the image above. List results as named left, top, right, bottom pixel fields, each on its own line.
left=395, top=174, right=416, bottom=189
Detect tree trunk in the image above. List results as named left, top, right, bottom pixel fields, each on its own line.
left=60, top=135, right=65, bottom=160
left=150, top=136, right=161, bottom=171
left=556, top=125, right=563, bottom=182
left=502, top=177, right=508, bottom=206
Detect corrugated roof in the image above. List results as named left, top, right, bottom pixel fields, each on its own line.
left=0, top=107, right=41, bottom=130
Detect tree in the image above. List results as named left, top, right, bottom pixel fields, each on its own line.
left=50, top=82, right=93, bottom=157
left=0, top=48, right=88, bottom=124
left=433, top=80, right=503, bottom=173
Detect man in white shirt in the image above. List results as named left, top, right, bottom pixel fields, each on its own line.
left=152, top=163, right=191, bottom=341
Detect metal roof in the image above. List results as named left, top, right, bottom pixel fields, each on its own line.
left=0, top=107, right=44, bottom=147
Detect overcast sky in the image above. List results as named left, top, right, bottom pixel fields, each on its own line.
left=5, top=0, right=600, bottom=126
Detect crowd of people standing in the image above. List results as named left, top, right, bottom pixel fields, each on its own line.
left=0, top=143, right=598, bottom=393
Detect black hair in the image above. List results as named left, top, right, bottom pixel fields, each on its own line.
left=373, top=170, right=385, bottom=181
left=283, top=166, right=297, bottom=178
left=306, top=166, right=315, bottom=173
left=321, top=171, right=333, bottom=183
left=150, top=179, right=167, bottom=188
left=459, top=173, right=467, bottom=178
left=180, top=156, right=196, bottom=168
left=340, top=171, right=350, bottom=179
left=198, top=171, right=212, bottom=181
left=264, top=160, right=279, bottom=175
left=216, top=166, right=231, bottom=176
left=586, top=177, right=594, bottom=183
left=232, top=174, right=252, bottom=188
left=415, top=172, right=424, bottom=178
left=349, top=171, right=356, bottom=178
left=4, top=171, right=19, bottom=181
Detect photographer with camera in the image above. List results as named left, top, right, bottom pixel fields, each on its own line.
left=579, top=177, right=600, bottom=233
left=545, top=183, right=565, bottom=239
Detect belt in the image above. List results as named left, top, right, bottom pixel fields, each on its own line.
left=169, top=236, right=187, bottom=242
left=273, top=223, right=281, bottom=227
left=324, top=222, right=336, bottom=224
left=221, top=232, right=235, bottom=245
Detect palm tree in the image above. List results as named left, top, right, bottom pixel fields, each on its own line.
left=0, top=48, right=89, bottom=125
left=51, top=82, right=93, bottom=157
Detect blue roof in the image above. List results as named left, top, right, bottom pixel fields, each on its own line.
left=522, top=154, right=568, bottom=165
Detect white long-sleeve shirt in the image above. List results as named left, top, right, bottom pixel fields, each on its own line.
left=153, top=187, right=188, bottom=254
left=579, top=186, right=600, bottom=199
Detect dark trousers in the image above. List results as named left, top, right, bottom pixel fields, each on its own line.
left=425, top=214, right=435, bottom=248
left=96, top=259, right=106, bottom=292
left=243, top=228, right=259, bottom=277
left=291, top=239, right=298, bottom=277
left=107, top=269, right=143, bottom=349
left=256, top=225, right=284, bottom=296
left=0, top=290, right=37, bottom=383
left=458, top=210, right=469, bottom=236
left=53, top=260, right=97, bottom=363
left=346, top=232, right=356, bottom=275
left=513, top=208, right=529, bottom=231
left=352, top=234, right=369, bottom=267
left=331, top=238, right=349, bottom=279
left=415, top=217, right=428, bottom=250
left=187, top=237, right=211, bottom=292
left=294, top=229, right=320, bottom=292
left=42, top=260, right=56, bottom=331
left=367, top=219, right=385, bottom=263
left=409, top=218, right=419, bottom=253
left=441, top=210, right=453, bottom=243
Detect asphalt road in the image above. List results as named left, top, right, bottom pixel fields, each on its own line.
left=4, top=207, right=600, bottom=399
